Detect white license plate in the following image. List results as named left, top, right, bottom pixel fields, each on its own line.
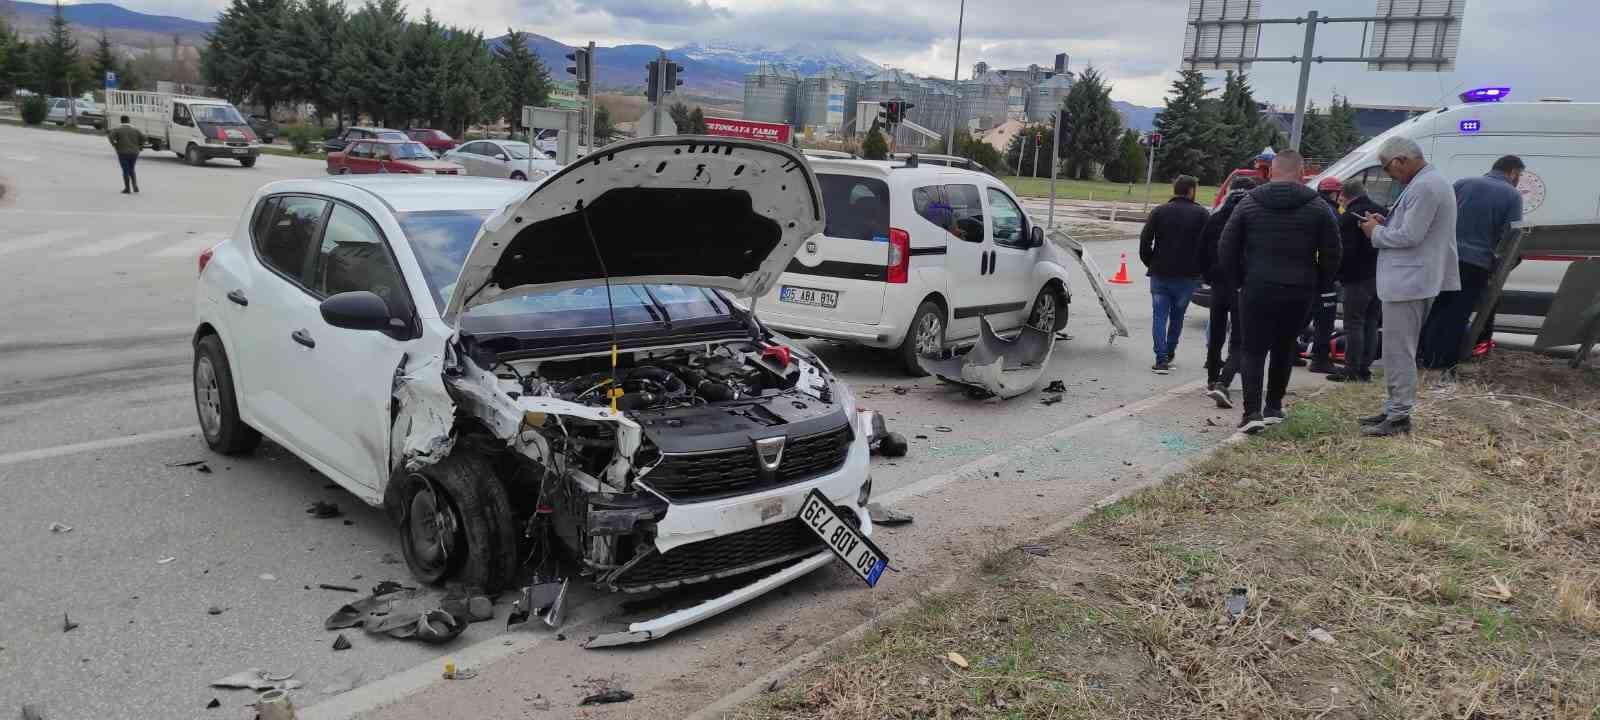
left=779, top=285, right=838, bottom=308
left=799, top=490, right=887, bottom=586
left=232, top=148, right=248, bottom=154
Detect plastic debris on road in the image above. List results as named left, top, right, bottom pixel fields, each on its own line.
left=48, top=522, right=73, bottom=533
left=306, top=501, right=342, bottom=519
left=62, top=613, right=78, bottom=633
left=867, top=502, right=913, bottom=526
left=580, top=689, right=634, bottom=705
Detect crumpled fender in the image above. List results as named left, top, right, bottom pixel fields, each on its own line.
left=921, top=316, right=1055, bottom=399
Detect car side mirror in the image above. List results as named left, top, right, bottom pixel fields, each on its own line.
left=1030, top=225, right=1045, bottom=247
left=321, top=291, right=399, bottom=332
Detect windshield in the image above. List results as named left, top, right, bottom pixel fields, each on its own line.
left=193, top=104, right=246, bottom=125
left=500, top=141, right=532, bottom=159
left=392, top=142, right=436, bottom=160
left=395, top=210, right=732, bottom=329
left=378, top=130, right=408, bottom=141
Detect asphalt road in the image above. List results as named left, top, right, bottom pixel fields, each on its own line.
left=0, top=123, right=1284, bottom=718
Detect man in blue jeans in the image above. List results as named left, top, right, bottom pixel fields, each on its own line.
left=1139, top=174, right=1209, bottom=374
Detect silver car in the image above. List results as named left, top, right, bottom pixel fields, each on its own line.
left=442, top=139, right=560, bottom=181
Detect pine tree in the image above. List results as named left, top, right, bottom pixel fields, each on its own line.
left=286, top=0, right=347, bottom=124
left=1151, top=70, right=1217, bottom=183
left=35, top=1, right=86, bottom=97
left=495, top=29, right=549, bottom=135
left=1102, top=129, right=1147, bottom=184
left=592, top=104, right=616, bottom=143
left=1298, top=101, right=1334, bottom=163
left=1327, top=94, right=1363, bottom=158
left=1059, top=65, right=1121, bottom=180
left=861, top=126, right=888, bottom=159
left=201, top=0, right=298, bottom=114
left=1211, top=72, right=1277, bottom=183
left=688, top=106, right=708, bottom=134
left=668, top=101, right=692, bottom=133
left=0, top=17, right=23, bottom=96
left=398, top=11, right=445, bottom=127
left=90, top=31, right=118, bottom=89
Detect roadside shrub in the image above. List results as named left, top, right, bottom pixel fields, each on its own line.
left=322, top=126, right=341, bottom=141
left=20, top=95, right=47, bottom=125
left=284, top=124, right=322, bottom=154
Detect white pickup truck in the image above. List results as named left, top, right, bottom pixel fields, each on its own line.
left=106, top=90, right=262, bottom=167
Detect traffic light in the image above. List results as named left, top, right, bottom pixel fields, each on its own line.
left=566, top=48, right=590, bottom=95
left=645, top=60, right=661, bottom=104
left=664, top=62, right=683, bottom=95
left=882, top=99, right=913, bottom=125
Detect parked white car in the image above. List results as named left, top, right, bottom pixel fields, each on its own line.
left=191, top=137, right=882, bottom=646
left=756, top=157, right=1073, bottom=373
left=441, top=139, right=560, bottom=181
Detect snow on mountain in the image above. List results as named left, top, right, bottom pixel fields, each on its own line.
left=675, top=41, right=881, bottom=77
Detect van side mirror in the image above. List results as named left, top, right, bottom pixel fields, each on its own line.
left=321, top=291, right=398, bottom=332
left=1030, top=225, right=1045, bottom=247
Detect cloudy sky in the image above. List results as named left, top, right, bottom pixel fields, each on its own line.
left=102, top=0, right=1593, bottom=107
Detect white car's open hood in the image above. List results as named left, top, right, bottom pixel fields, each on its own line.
left=443, top=137, right=824, bottom=322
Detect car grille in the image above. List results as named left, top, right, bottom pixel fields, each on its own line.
left=608, top=512, right=858, bottom=592
left=641, top=425, right=851, bottom=503
left=225, top=141, right=250, bottom=148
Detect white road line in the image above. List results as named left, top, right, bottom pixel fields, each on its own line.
left=0, top=209, right=236, bottom=221
left=155, top=232, right=229, bottom=258
left=61, top=230, right=165, bottom=257
left=0, top=229, right=85, bottom=258
left=0, top=427, right=197, bottom=468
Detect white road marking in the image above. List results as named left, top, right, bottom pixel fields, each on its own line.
left=61, top=230, right=165, bottom=257
left=155, top=232, right=229, bottom=257
left=0, top=229, right=85, bottom=257
left=0, top=209, right=236, bottom=221
left=0, top=427, right=197, bottom=468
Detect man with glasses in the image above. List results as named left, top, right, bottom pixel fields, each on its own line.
left=1358, top=137, right=1460, bottom=437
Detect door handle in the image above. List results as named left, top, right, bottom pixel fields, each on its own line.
left=227, top=289, right=248, bottom=307
left=290, top=329, right=315, bottom=348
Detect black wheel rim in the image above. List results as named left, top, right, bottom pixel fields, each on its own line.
left=405, top=477, right=461, bottom=578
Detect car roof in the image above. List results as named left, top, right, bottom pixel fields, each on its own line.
left=351, top=138, right=426, bottom=144
left=267, top=176, right=529, bottom=214
left=805, top=157, right=1006, bottom=186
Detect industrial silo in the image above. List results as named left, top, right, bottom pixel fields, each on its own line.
left=919, top=80, right=957, bottom=141
left=798, top=68, right=859, bottom=135
left=1026, top=74, right=1073, bottom=122
left=743, top=64, right=799, bottom=125
left=957, top=72, right=1009, bottom=131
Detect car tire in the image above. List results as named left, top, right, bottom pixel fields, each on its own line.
left=878, top=432, right=909, bottom=458
left=1026, top=285, right=1069, bottom=332
left=898, top=300, right=945, bottom=377
left=397, top=452, right=516, bottom=592
left=510, top=171, right=526, bottom=181
left=185, top=144, right=203, bottom=166
left=193, top=334, right=262, bottom=455
left=239, top=157, right=256, bottom=168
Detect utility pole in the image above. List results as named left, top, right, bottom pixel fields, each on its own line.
left=1031, top=131, right=1040, bottom=180
left=945, top=0, right=965, bottom=156
left=1017, top=131, right=1029, bottom=178
left=1047, top=108, right=1062, bottom=228
left=1289, top=11, right=1319, bottom=151
left=1143, top=132, right=1161, bottom=212
left=584, top=41, right=596, bottom=150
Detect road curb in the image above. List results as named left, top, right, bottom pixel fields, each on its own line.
left=683, top=425, right=1250, bottom=720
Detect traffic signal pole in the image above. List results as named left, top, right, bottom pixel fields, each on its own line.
left=1047, top=109, right=1061, bottom=228
left=585, top=41, right=596, bottom=149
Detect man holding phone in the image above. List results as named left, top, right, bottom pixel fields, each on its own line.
left=1359, top=137, right=1459, bottom=437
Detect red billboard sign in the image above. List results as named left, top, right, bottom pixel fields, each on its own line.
left=703, top=117, right=792, bottom=144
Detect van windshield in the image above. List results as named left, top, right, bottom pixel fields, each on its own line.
left=193, top=104, right=247, bottom=125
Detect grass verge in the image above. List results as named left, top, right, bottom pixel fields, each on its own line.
left=1002, top=176, right=1219, bottom=206
left=739, top=350, right=1600, bottom=719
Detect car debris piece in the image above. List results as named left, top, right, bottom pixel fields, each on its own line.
left=157, top=556, right=176, bottom=565
left=506, top=600, right=531, bottom=630
left=1040, top=393, right=1063, bottom=405
left=258, top=574, right=276, bottom=581
left=210, top=668, right=282, bottom=691
left=1307, top=628, right=1336, bottom=645
left=20, top=705, right=44, bottom=720
left=306, top=501, right=341, bottom=519
left=861, top=410, right=910, bottom=458
left=255, top=689, right=294, bottom=720
left=1019, top=544, right=1050, bottom=557
left=580, top=689, right=635, bottom=705
left=867, top=502, right=913, bottom=526
left=195, top=464, right=213, bottom=474
left=207, top=606, right=225, bottom=616
left=48, top=522, right=73, bottom=533
left=332, top=633, right=352, bottom=651
left=61, top=612, right=79, bottom=633
left=318, top=583, right=360, bottom=593
left=1043, top=380, right=1067, bottom=393
left=167, top=460, right=207, bottom=467
left=946, top=651, right=970, bottom=669
left=205, top=698, right=221, bottom=709
left=1224, top=588, right=1248, bottom=619
left=543, top=579, right=569, bottom=629
left=922, top=318, right=1058, bottom=399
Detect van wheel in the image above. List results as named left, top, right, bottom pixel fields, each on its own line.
left=239, top=157, right=256, bottom=168
left=398, top=452, right=516, bottom=592
left=193, top=335, right=261, bottom=455
left=510, top=171, right=526, bottom=181
left=1027, top=286, right=1069, bottom=332
left=185, top=144, right=203, bottom=166
left=898, top=301, right=945, bottom=376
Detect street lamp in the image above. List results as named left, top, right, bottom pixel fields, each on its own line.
left=945, top=0, right=965, bottom=156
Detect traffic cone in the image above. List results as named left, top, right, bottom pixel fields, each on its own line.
left=1108, top=252, right=1133, bottom=285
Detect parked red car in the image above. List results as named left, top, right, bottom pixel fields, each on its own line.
left=325, top=139, right=464, bottom=175
left=406, top=128, right=458, bottom=153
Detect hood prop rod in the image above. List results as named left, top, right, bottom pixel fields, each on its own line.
left=577, top=199, right=622, bottom=413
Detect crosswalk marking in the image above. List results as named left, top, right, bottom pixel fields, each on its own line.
left=0, top=230, right=87, bottom=258
left=61, top=231, right=166, bottom=257
left=155, top=232, right=231, bottom=258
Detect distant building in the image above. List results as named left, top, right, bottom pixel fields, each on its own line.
left=1265, top=103, right=1432, bottom=144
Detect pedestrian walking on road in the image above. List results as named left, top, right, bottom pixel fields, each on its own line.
left=1218, top=150, right=1342, bottom=434
left=1418, top=155, right=1525, bottom=372
left=108, top=115, right=145, bottom=194
left=1199, top=175, right=1257, bottom=408
left=1305, top=177, right=1345, bottom=375
left=1359, top=137, right=1459, bottom=437
left=1328, top=178, right=1383, bottom=383
left=1139, top=174, right=1210, bottom=375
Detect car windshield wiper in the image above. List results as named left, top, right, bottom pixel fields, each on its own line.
left=638, top=286, right=674, bottom=329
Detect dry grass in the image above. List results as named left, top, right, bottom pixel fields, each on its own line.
left=739, top=352, right=1600, bottom=719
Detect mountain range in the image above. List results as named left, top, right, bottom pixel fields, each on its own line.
left=4, top=0, right=1161, bottom=130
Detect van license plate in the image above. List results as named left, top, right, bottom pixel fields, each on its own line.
left=799, top=490, right=887, bottom=587
left=232, top=148, right=247, bottom=154
left=779, top=286, right=838, bottom=309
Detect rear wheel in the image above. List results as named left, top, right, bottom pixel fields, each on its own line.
left=1027, top=285, right=1069, bottom=332
left=898, top=301, right=945, bottom=376
left=510, top=171, right=526, bottom=181
left=193, top=334, right=261, bottom=454
left=398, top=452, right=516, bottom=592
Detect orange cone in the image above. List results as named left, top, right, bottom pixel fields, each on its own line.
left=1108, top=252, right=1134, bottom=285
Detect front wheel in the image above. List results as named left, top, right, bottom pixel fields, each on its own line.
left=185, top=144, right=203, bottom=166
left=898, top=301, right=946, bottom=376
left=510, top=171, right=526, bottom=181
left=397, top=453, right=517, bottom=592
left=193, top=335, right=261, bottom=454
left=239, top=157, right=256, bottom=168
left=1027, top=285, right=1069, bottom=332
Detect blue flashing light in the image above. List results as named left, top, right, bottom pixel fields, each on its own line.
left=1459, top=119, right=1482, bottom=134
left=1459, top=87, right=1511, bottom=104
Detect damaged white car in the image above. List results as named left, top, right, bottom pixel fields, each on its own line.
left=191, top=137, right=884, bottom=645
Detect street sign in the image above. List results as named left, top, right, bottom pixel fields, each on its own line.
left=703, top=117, right=791, bottom=144
left=523, top=106, right=581, bottom=164
left=1367, top=0, right=1466, bottom=72
left=1182, top=0, right=1263, bottom=71
left=104, top=71, right=118, bottom=89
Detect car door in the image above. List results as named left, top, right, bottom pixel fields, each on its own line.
left=484, top=142, right=513, bottom=178
left=936, top=182, right=998, bottom=340
left=983, top=185, right=1036, bottom=330
left=234, top=195, right=330, bottom=445
left=372, top=143, right=394, bottom=173
left=454, top=142, right=484, bottom=176
left=270, top=201, right=419, bottom=490
left=340, top=141, right=365, bottom=173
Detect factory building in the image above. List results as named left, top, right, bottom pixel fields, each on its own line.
left=743, top=64, right=801, bottom=125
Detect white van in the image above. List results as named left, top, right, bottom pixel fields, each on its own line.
left=106, top=90, right=262, bottom=167
left=754, top=157, right=1074, bottom=374
left=1312, top=98, right=1600, bottom=322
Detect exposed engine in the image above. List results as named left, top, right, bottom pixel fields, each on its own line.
left=508, top=341, right=824, bottom=413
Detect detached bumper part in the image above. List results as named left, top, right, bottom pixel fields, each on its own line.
left=922, top=317, right=1056, bottom=399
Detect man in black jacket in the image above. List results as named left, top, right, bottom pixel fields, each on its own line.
left=1218, top=150, right=1342, bottom=433
left=1329, top=178, right=1383, bottom=382
left=1199, top=176, right=1257, bottom=407
left=1138, top=175, right=1210, bottom=375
